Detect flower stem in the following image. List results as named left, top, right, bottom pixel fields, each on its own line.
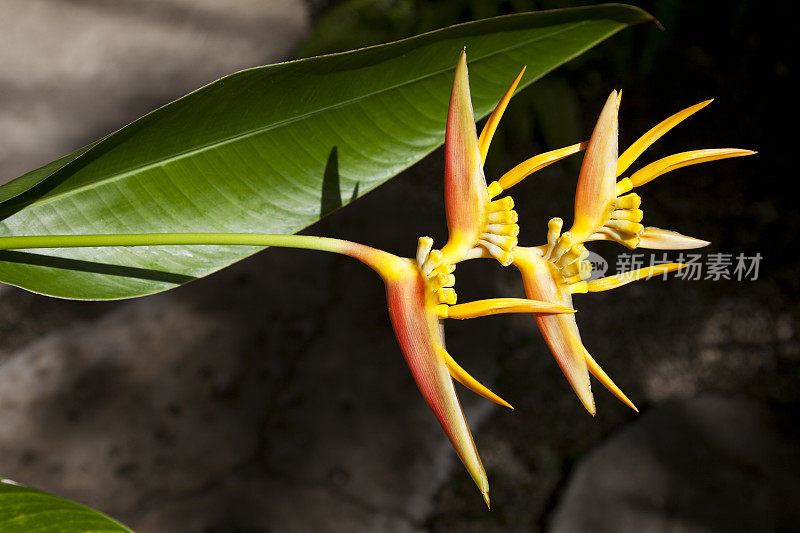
left=0, top=233, right=400, bottom=274
left=0, top=233, right=336, bottom=252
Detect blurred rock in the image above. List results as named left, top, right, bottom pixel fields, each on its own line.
left=0, top=0, right=308, bottom=183
left=548, top=395, right=800, bottom=533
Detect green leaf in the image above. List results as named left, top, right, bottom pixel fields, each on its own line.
left=0, top=5, right=651, bottom=300
left=0, top=480, right=132, bottom=532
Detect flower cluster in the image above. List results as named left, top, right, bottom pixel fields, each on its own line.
left=311, top=50, right=753, bottom=507
left=0, top=48, right=754, bottom=511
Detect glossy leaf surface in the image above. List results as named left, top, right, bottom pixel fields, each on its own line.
left=0, top=480, right=132, bottom=532
left=0, top=5, right=651, bottom=299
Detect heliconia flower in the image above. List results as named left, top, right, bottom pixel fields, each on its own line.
left=501, top=92, right=754, bottom=414
left=440, top=49, right=493, bottom=264
left=440, top=50, right=584, bottom=266
left=569, top=90, right=620, bottom=245
left=327, top=235, right=574, bottom=506
left=512, top=244, right=685, bottom=414
left=1, top=50, right=754, bottom=510
left=561, top=92, right=756, bottom=250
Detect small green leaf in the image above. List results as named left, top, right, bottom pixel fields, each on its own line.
left=0, top=5, right=652, bottom=300
left=0, top=480, right=132, bottom=532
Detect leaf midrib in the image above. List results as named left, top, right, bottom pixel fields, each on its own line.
left=21, top=22, right=588, bottom=212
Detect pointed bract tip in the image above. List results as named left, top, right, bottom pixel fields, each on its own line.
left=441, top=346, right=514, bottom=409
left=483, top=491, right=491, bottom=509
left=571, top=90, right=619, bottom=241
left=583, top=346, right=638, bottom=412
left=637, top=226, right=710, bottom=250
left=578, top=390, right=597, bottom=416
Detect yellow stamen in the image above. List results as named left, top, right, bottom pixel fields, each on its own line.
left=629, top=148, right=756, bottom=188
left=422, top=249, right=443, bottom=277
left=436, top=287, right=457, bottom=305
left=478, top=66, right=526, bottom=163
left=431, top=262, right=456, bottom=276
left=559, top=259, right=582, bottom=277
left=544, top=218, right=563, bottom=260
left=435, top=273, right=456, bottom=287
left=438, top=347, right=514, bottom=409
left=558, top=243, right=588, bottom=268
left=617, top=99, right=713, bottom=176
left=444, top=297, right=575, bottom=319
left=614, top=193, right=641, bottom=210
left=488, top=196, right=514, bottom=212
left=616, top=177, right=634, bottom=196
left=549, top=231, right=575, bottom=263
left=487, top=181, right=503, bottom=199
left=586, top=263, right=685, bottom=292
left=416, top=236, right=434, bottom=267
left=487, top=210, right=518, bottom=224
left=605, top=219, right=644, bottom=236
left=485, top=223, right=519, bottom=237
left=582, top=346, right=638, bottom=412
left=481, top=233, right=517, bottom=251
left=611, top=208, right=644, bottom=222
left=477, top=240, right=513, bottom=266
left=493, top=142, right=587, bottom=195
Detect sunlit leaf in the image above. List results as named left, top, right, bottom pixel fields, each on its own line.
left=0, top=5, right=651, bottom=300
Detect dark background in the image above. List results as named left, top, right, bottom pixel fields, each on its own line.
left=0, top=1, right=796, bottom=531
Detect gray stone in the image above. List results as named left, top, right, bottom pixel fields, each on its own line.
left=0, top=0, right=308, bottom=183
left=548, top=395, right=800, bottom=533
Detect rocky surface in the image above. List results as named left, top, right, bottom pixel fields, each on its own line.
left=548, top=395, right=800, bottom=533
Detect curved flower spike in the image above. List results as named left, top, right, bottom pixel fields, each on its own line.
left=440, top=50, right=495, bottom=265
left=569, top=90, right=620, bottom=244
left=377, top=253, right=493, bottom=503
left=511, top=246, right=596, bottom=414
left=355, top=236, right=574, bottom=505
left=440, top=50, right=586, bottom=267
left=556, top=93, right=755, bottom=250
left=326, top=238, right=493, bottom=504
left=511, top=245, right=687, bottom=414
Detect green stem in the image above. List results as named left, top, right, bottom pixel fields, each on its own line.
left=0, top=233, right=339, bottom=252
left=0, top=233, right=399, bottom=274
